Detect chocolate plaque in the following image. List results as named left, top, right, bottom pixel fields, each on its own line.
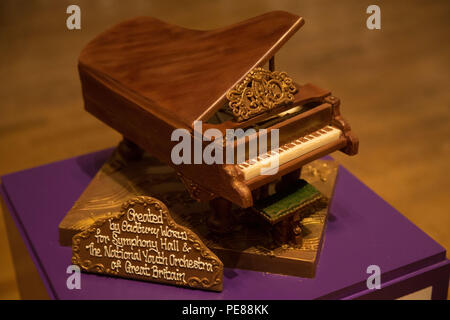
left=72, top=196, right=223, bottom=291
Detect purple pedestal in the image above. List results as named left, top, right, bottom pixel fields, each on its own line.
left=1, top=149, right=448, bottom=299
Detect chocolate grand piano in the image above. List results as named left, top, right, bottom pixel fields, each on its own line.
left=78, top=11, right=358, bottom=241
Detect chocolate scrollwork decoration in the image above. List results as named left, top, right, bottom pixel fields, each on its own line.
left=226, top=67, right=298, bottom=122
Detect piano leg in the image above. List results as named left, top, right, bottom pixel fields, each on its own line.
left=275, top=168, right=302, bottom=193
left=291, top=213, right=303, bottom=245
left=251, top=184, right=269, bottom=202
left=106, top=137, right=144, bottom=171
left=120, top=137, right=145, bottom=160
left=260, top=184, right=269, bottom=198
left=272, top=219, right=290, bottom=244
left=272, top=213, right=303, bottom=246
left=207, top=197, right=235, bottom=234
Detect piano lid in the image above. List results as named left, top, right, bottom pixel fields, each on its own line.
left=79, top=11, right=304, bottom=129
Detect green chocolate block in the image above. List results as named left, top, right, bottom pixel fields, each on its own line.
left=254, top=179, right=327, bottom=224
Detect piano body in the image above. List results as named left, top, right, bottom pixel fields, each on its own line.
left=78, top=11, right=358, bottom=232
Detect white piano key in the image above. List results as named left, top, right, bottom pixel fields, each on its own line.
left=240, top=126, right=342, bottom=180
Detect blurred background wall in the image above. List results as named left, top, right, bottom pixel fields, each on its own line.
left=0, top=0, right=449, bottom=299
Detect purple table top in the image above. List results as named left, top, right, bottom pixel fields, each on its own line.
left=1, top=149, right=448, bottom=299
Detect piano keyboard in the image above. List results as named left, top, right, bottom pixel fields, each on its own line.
left=237, top=125, right=342, bottom=180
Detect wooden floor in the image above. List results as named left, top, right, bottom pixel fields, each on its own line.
left=0, top=0, right=448, bottom=299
